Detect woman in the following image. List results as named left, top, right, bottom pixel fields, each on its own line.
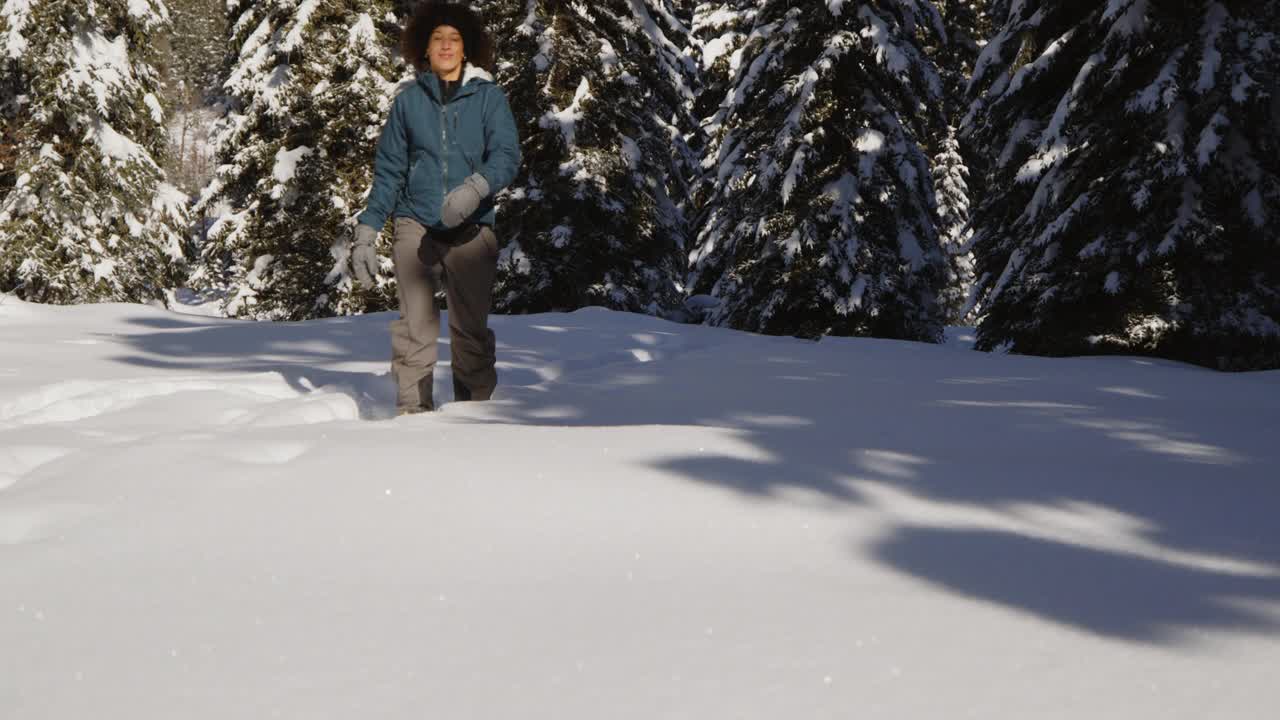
left=352, top=2, right=521, bottom=415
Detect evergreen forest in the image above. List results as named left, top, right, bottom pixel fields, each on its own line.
left=2, top=0, right=1276, bottom=370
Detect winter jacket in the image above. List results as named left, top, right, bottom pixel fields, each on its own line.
left=357, top=65, right=521, bottom=232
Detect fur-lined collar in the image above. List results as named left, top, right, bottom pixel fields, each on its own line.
left=413, top=63, right=494, bottom=103
left=460, top=64, right=493, bottom=85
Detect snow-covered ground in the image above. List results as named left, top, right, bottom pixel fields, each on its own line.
left=2, top=293, right=1278, bottom=719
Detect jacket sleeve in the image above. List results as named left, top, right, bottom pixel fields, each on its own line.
left=356, top=93, right=409, bottom=230
left=477, top=85, right=521, bottom=195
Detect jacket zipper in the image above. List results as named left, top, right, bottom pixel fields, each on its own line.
left=441, top=101, right=448, bottom=201
left=454, top=113, right=473, bottom=171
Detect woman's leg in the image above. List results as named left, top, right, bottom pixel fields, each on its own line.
left=390, top=216, right=444, bottom=412
left=439, top=225, right=499, bottom=401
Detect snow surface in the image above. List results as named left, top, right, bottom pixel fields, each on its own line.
left=1, top=0, right=32, bottom=59
left=85, top=117, right=157, bottom=168
left=1104, top=0, right=1148, bottom=39
left=540, top=77, right=590, bottom=150
left=2, top=296, right=1279, bottom=718
left=625, top=0, right=694, bottom=102
left=1128, top=48, right=1185, bottom=114
left=857, top=6, right=910, bottom=76
left=271, top=145, right=312, bottom=190
left=66, top=29, right=136, bottom=114
left=280, top=0, right=321, bottom=54
left=347, top=12, right=378, bottom=54
left=143, top=93, right=163, bottom=124
left=1196, top=110, right=1228, bottom=167
left=1197, top=3, right=1228, bottom=95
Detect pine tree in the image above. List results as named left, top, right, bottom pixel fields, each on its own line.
left=0, top=0, right=190, bottom=304
left=1, top=0, right=29, bottom=200
left=965, top=0, right=1280, bottom=370
left=688, top=0, right=950, bottom=341
left=684, top=0, right=755, bottom=267
left=161, top=0, right=227, bottom=199
left=195, top=0, right=402, bottom=320
left=479, top=0, right=700, bottom=315
left=931, top=124, right=974, bottom=320
left=688, top=0, right=756, bottom=126
left=929, top=0, right=990, bottom=322
left=940, top=0, right=993, bottom=79
left=165, top=0, right=226, bottom=103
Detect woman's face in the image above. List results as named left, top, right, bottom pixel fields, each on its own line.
left=427, top=24, right=465, bottom=80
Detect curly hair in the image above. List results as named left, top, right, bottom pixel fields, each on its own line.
left=401, top=2, right=495, bottom=74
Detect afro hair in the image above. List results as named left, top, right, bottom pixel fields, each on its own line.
left=401, top=2, right=495, bottom=74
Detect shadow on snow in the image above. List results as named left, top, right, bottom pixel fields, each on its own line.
left=107, top=306, right=1280, bottom=645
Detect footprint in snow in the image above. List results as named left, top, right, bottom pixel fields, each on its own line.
left=216, top=392, right=363, bottom=427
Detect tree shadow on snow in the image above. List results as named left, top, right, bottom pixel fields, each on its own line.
left=876, top=527, right=1280, bottom=643
left=468, top=313, right=1280, bottom=645
left=105, top=306, right=1280, bottom=644
left=103, top=312, right=397, bottom=419
left=103, top=311, right=543, bottom=420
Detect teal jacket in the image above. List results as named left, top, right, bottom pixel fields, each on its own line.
left=357, top=65, right=521, bottom=232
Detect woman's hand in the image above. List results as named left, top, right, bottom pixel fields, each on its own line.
left=440, top=174, right=490, bottom=227
left=351, top=224, right=381, bottom=286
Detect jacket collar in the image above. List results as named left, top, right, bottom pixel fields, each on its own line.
left=418, top=64, right=494, bottom=104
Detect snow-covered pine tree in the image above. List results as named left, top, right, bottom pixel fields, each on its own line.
left=688, top=0, right=756, bottom=127
left=939, top=0, right=992, bottom=78
left=929, top=0, right=990, bottom=322
left=479, top=0, right=700, bottom=315
left=669, top=0, right=697, bottom=26
left=161, top=0, right=226, bottom=192
left=688, top=0, right=950, bottom=341
left=965, top=0, right=1280, bottom=370
left=930, top=124, right=974, bottom=321
left=0, top=0, right=27, bottom=199
left=195, top=0, right=401, bottom=320
left=165, top=0, right=225, bottom=103
left=0, top=0, right=190, bottom=304
left=684, top=0, right=755, bottom=255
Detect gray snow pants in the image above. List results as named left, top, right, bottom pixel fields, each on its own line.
left=390, top=216, right=499, bottom=412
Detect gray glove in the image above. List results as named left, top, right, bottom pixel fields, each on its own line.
left=440, top=173, right=490, bottom=228
left=351, top=224, right=380, bottom=286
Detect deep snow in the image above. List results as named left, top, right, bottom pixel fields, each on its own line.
left=1, top=293, right=1278, bottom=718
